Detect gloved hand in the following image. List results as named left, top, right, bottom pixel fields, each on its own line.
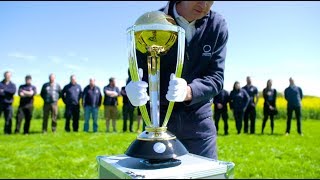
left=166, top=73, right=188, bottom=102
left=125, top=68, right=150, bottom=106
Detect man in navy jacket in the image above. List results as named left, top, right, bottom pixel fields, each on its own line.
left=126, top=1, right=228, bottom=159
left=62, top=75, right=82, bottom=132
left=15, top=75, right=37, bottom=135
left=82, top=78, right=102, bottom=132
left=285, top=77, right=303, bottom=135
left=213, top=89, right=230, bottom=135
left=0, top=71, right=17, bottom=135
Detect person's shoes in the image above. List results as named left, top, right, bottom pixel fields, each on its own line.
left=24, top=133, right=29, bottom=136
left=299, top=133, right=303, bottom=136
left=14, top=130, right=19, bottom=134
left=285, top=132, right=289, bottom=136
left=224, top=132, right=229, bottom=135
left=42, top=130, right=47, bottom=134
left=113, top=130, right=117, bottom=133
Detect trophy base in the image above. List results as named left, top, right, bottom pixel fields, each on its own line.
left=140, top=158, right=182, bottom=169
left=125, top=128, right=188, bottom=161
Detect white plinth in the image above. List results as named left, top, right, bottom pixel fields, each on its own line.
left=96, top=153, right=235, bottom=179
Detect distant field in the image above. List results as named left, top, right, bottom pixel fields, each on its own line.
left=0, top=118, right=319, bottom=178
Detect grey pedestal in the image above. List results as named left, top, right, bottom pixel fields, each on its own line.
left=96, top=153, right=235, bottom=179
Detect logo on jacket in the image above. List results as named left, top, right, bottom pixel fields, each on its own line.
left=202, top=45, right=212, bottom=57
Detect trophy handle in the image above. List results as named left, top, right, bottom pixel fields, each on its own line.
left=127, top=27, right=152, bottom=127
left=162, top=27, right=185, bottom=127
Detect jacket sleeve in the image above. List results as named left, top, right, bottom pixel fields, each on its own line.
left=187, top=18, right=228, bottom=106
left=273, top=89, right=277, bottom=107
left=18, top=85, right=23, bottom=97
left=284, top=88, right=288, bottom=101
left=299, top=87, right=303, bottom=100
left=78, top=85, right=82, bottom=102
left=33, top=86, right=37, bottom=96
left=229, top=92, right=233, bottom=110
left=61, top=86, right=67, bottom=104
left=263, top=89, right=269, bottom=106
left=82, top=87, right=87, bottom=107
left=40, top=84, right=46, bottom=100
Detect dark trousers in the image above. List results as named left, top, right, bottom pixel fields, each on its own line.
left=214, top=109, right=229, bottom=134
left=64, top=104, right=80, bottom=132
left=244, top=105, right=256, bottom=134
left=233, top=110, right=244, bottom=134
left=43, top=103, right=58, bottom=132
left=122, top=104, right=134, bottom=132
left=262, top=107, right=274, bottom=134
left=286, top=105, right=302, bottom=134
left=1, top=104, right=13, bottom=134
left=15, top=105, right=33, bottom=134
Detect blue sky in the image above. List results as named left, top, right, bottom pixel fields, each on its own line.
left=0, top=1, right=319, bottom=97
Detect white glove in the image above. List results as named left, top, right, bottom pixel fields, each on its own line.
left=166, top=73, right=188, bottom=102
left=125, top=68, right=150, bottom=106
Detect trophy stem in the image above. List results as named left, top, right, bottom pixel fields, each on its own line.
left=147, top=53, right=160, bottom=128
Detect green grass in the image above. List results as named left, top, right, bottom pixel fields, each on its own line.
left=0, top=117, right=319, bottom=178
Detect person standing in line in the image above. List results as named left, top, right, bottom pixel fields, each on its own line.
left=103, top=77, right=120, bottom=133
left=213, top=89, right=230, bottom=135
left=40, top=73, right=61, bottom=133
left=62, top=75, right=82, bottom=132
left=285, top=77, right=303, bottom=136
left=242, top=76, right=259, bottom=134
left=15, top=75, right=37, bottom=135
left=83, top=78, right=102, bottom=133
left=261, top=79, right=277, bottom=134
left=0, top=71, right=16, bottom=135
left=229, top=81, right=250, bottom=134
left=121, top=80, right=135, bottom=133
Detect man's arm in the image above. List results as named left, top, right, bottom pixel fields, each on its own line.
left=243, top=90, right=250, bottom=111
left=299, top=87, right=303, bottom=100
left=98, top=89, right=102, bottom=107
left=40, top=84, right=46, bottom=100
left=61, top=85, right=67, bottom=104
left=185, top=18, right=228, bottom=105
left=4, top=83, right=16, bottom=96
left=284, top=88, right=288, bottom=101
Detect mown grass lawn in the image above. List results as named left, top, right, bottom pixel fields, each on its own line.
left=0, top=117, right=319, bottom=178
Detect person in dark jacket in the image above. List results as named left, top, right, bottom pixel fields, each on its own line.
left=40, top=73, right=61, bottom=133
left=126, top=1, right=228, bottom=159
left=83, top=78, right=102, bottom=132
left=285, top=77, right=303, bottom=136
left=15, top=75, right=37, bottom=135
left=103, top=77, right=120, bottom=132
left=261, top=79, right=277, bottom=134
left=121, top=80, right=135, bottom=132
left=242, top=76, right=259, bottom=134
left=62, top=75, right=82, bottom=132
left=230, top=81, right=250, bottom=134
left=213, top=89, right=230, bottom=135
left=0, top=71, right=16, bottom=135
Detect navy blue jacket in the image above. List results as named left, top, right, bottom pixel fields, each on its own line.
left=229, top=89, right=250, bottom=112
left=263, top=88, right=277, bottom=108
left=82, top=85, right=102, bottom=108
left=242, top=85, right=258, bottom=107
left=62, top=83, right=82, bottom=106
left=129, top=2, right=228, bottom=133
left=18, top=84, right=37, bottom=107
left=213, top=89, right=229, bottom=112
left=0, top=80, right=16, bottom=105
left=284, top=85, right=303, bottom=107
left=103, top=84, right=120, bottom=106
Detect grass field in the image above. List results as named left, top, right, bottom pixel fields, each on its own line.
left=0, top=117, right=319, bottom=178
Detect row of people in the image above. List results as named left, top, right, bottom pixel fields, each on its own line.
left=0, top=71, right=303, bottom=136
left=0, top=71, right=143, bottom=135
left=214, top=76, right=303, bottom=135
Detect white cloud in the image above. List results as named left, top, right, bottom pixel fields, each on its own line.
left=48, top=56, right=62, bottom=64
left=64, top=64, right=83, bottom=71
left=8, top=52, right=36, bottom=62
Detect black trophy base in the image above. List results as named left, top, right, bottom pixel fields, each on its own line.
left=125, top=131, right=188, bottom=160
